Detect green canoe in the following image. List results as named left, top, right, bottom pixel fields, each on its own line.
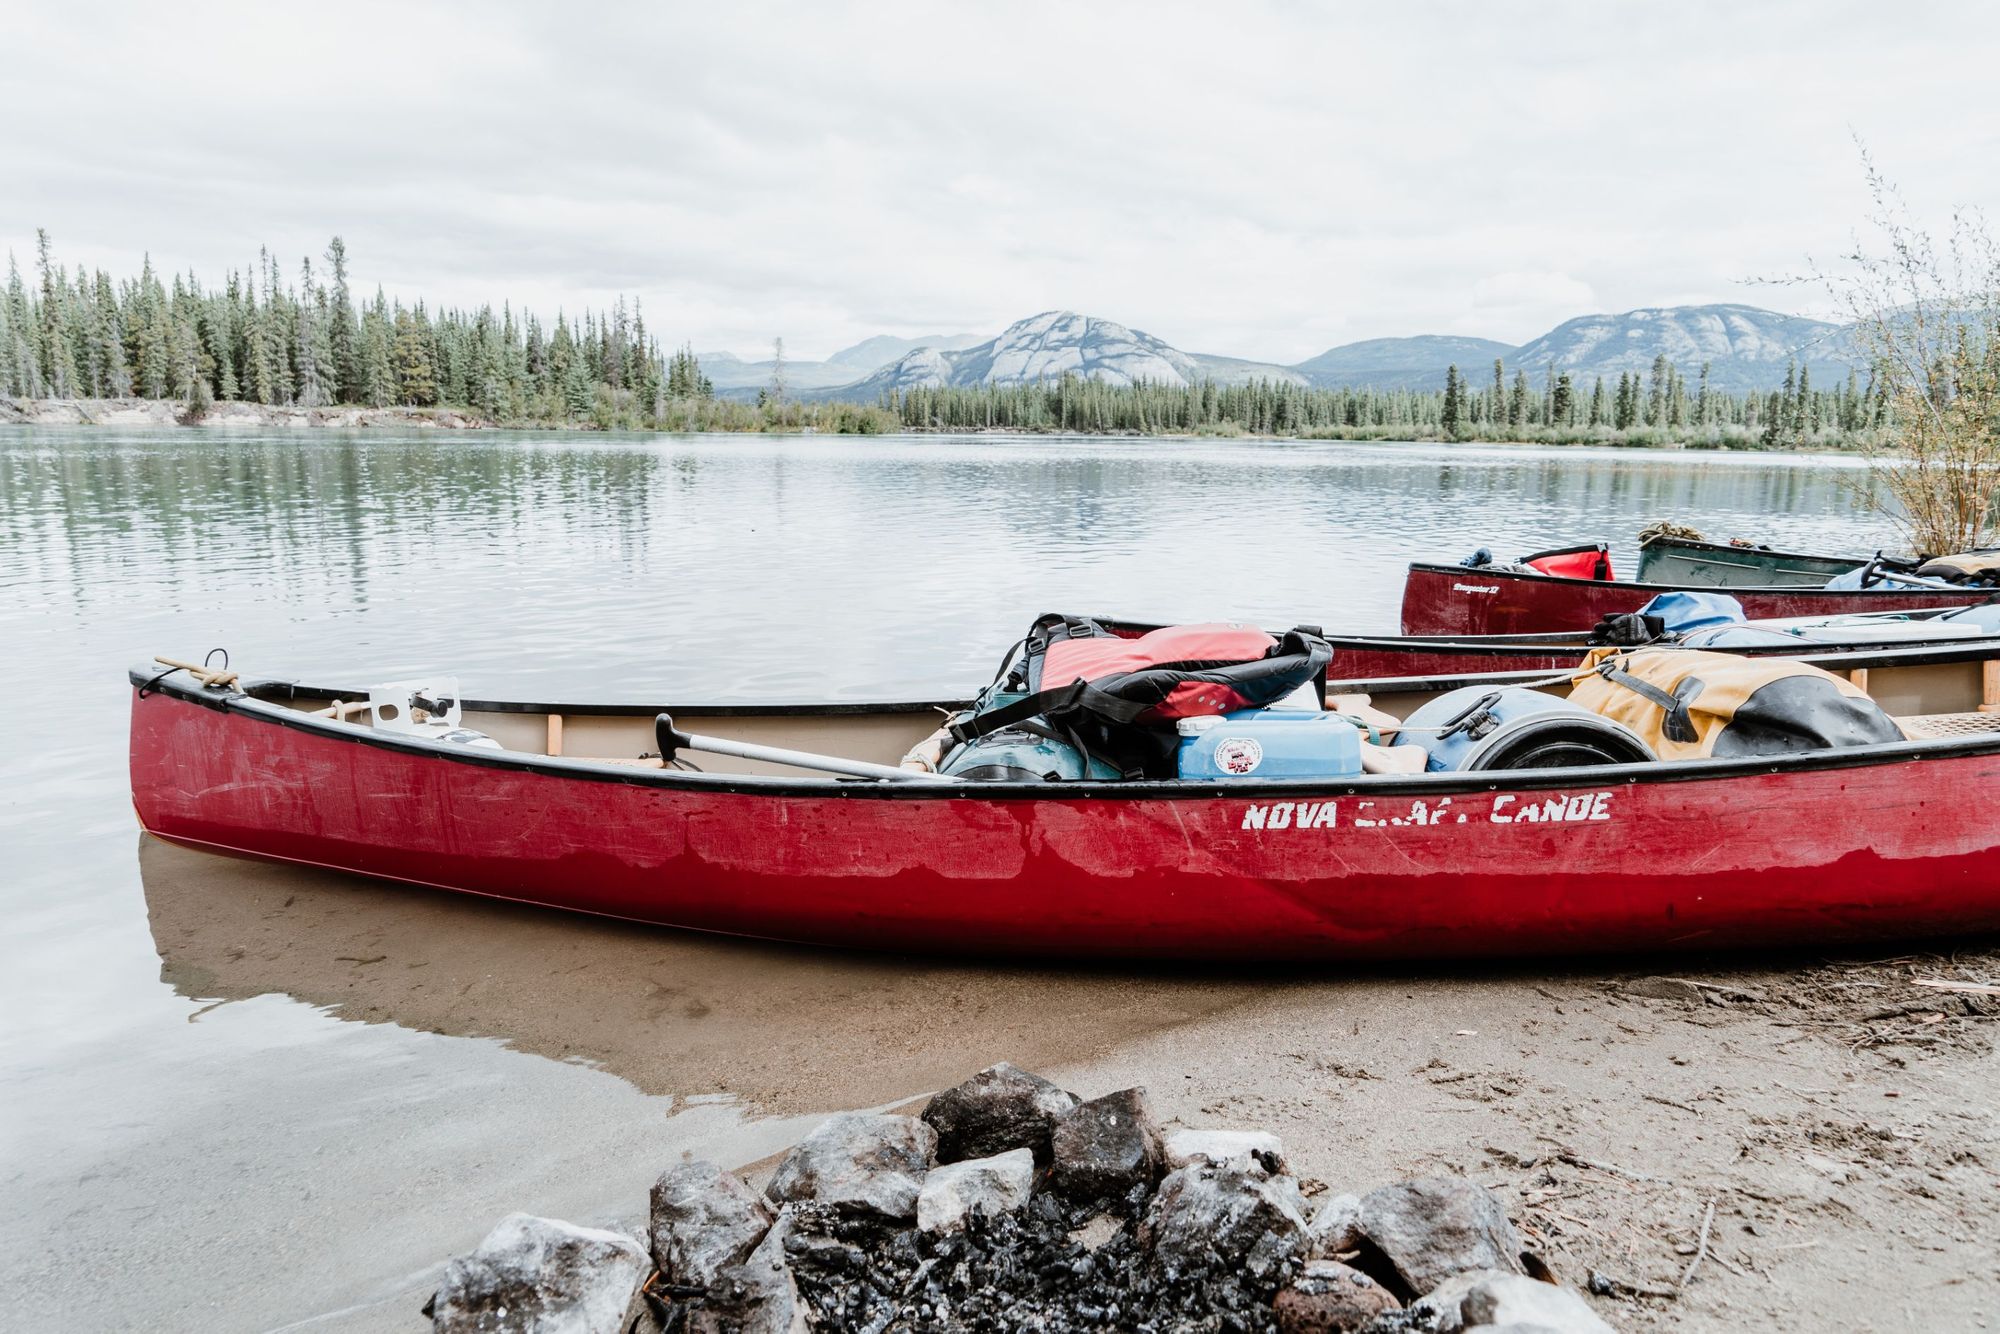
left=1634, top=534, right=1863, bottom=587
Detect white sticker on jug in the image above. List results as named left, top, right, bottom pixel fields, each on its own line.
left=1216, top=737, right=1263, bottom=775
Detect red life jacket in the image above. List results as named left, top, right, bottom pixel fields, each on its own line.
left=1523, top=542, right=1615, bottom=581
left=951, top=614, right=1332, bottom=746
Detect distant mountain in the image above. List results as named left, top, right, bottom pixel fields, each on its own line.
left=836, top=311, right=1218, bottom=397
left=733, top=301, right=1866, bottom=404
left=1290, top=335, right=1517, bottom=391
left=953, top=312, right=1200, bottom=386
left=1187, top=352, right=1308, bottom=387
left=849, top=347, right=957, bottom=396
left=696, top=331, right=984, bottom=394
left=825, top=332, right=983, bottom=371
left=1508, top=304, right=1858, bottom=393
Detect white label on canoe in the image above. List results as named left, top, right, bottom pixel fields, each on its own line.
left=1240, top=791, right=1614, bottom=831
left=1452, top=582, right=1500, bottom=595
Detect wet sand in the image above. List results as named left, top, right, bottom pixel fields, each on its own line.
left=140, top=838, right=1276, bottom=1116
left=136, top=837, right=2000, bottom=1330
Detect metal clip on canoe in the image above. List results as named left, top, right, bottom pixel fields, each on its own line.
left=653, top=713, right=959, bottom=784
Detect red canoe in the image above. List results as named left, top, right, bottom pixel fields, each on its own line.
left=129, top=644, right=2000, bottom=961
left=1326, top=609, right=2000, bottom=680
left=1400, top=561, right=1994, bottom=636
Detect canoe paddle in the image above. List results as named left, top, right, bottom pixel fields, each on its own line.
left=653, top=713, right=959, bottom=784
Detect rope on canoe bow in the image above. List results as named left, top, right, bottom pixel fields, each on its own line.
left=139, top=649, right=239, bottom=697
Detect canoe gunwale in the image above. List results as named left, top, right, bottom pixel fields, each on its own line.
left=1636, top=533, right=1867, bottom=566
left=128, top=654, right=2000, bottom=802
left=237, top=677, right=959, bottom=718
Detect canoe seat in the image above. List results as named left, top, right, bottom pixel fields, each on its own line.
left=1897, top=712, right=2000, bottom=739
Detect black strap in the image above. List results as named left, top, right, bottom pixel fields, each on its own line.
left=1595, top=663, right=1702, bottom=744
left=1587, top=612, right=1667, bottom=647
left=948, top=679, right=1152, bottom=744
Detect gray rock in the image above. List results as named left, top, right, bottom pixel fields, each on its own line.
left=922, top=1062, right=1079, bottom=1164
left=650, top=1160, right=773, bottom=1289
left=1460, top=1273, right=1614, bottom=1333
left=429, top=1213, right=648, bottom=1334
left=1141, top=1161, right=1308, bottom=1279
left=1408, top=1272, right=1504, bottom=1328
left=1273, top=1258, right=1402, bottom=1333
left=1302, top=1192, right=1364, bottom=1258
left=1411, top=1270, right=1508, bottom=1333
left=1414, top=1269, right=1614, bottom=1334
left=916, top=1147, right=1037, bottom=1233
left=1357, top=1177, right=1524, bottom=1298
left=1624, top=976, right=1704, bottom=1006
left=689, top=1214, right=809, bottom=1334
left=1162, top=1127, right=1288, bottom=1176
left=765, top=1112, right=936, bottom=1219
left=1050, top=1087, right=1164, bottom=1201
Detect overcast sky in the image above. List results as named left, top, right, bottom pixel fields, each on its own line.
left=7, top=1, right=1998, bottom=364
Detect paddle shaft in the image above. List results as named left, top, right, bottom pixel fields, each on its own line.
left=655, top=713, right=958, bottom=784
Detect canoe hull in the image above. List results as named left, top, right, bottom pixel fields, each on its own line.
left=131, top=678, right=2000, bottom=961
left=1401, top=562, right=1994, bottom=636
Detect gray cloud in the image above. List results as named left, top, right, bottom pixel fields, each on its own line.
left=5, top=0, right=1997, bottom=363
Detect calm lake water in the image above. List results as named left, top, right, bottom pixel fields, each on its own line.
left=1, top=428, right=1901, bottom=1330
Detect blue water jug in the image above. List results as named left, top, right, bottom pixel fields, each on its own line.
left=1176, top=710, right=1363, bottom=780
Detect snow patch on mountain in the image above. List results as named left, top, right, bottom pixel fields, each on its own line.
left=952, top=312, right=1201, bottom=388
left=836, top=311, right=1215, bottom=397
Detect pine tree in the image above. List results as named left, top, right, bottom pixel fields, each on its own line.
left=562, top=350, right=593, bottom=417
left=361, top=291, right=394, bottom=407
left=392, top=306, right=436, bottom=406
left=294, top=257, right=327, bottom=407
left=34, top=230, right=78, bottom=396
left=91, top=271, right=131, bottom=396
left=0, top=259, right=17, bottom=396
left=1441, top=365, right=1464, bottom=439
left=325, top=237, right=359, bottom=404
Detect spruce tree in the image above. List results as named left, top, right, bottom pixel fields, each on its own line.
left=1440, top=365, right=1463, bottom=439
left=34, top=230, right=78, bottom=396
left=294, top=257, right=327, bottom=407
left=325, top=237, right=359, bottom=403
left=92, top=271, right=131, bottom=396
left=392, top=306, right=436, bottom=406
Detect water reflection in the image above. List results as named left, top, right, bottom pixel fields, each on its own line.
left=139, top=835, right=1271, bottom=1114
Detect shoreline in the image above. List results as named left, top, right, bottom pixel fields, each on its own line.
left=1, top=395, right=1865, bottom=454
